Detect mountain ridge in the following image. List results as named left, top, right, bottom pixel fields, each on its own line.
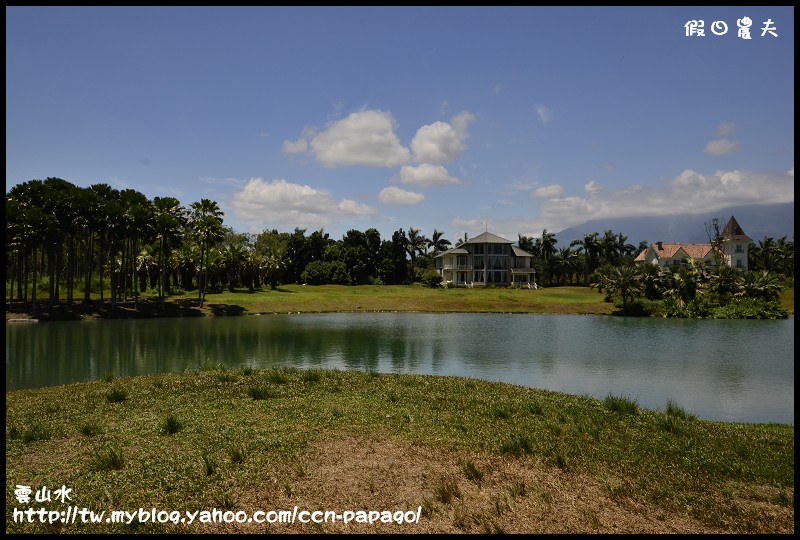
left=554, top=202, right=794, bottom=249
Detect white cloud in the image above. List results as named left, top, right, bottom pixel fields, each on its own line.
left=584, top=181, right=601, bottom=194
left=310, top=110, right=411, bottom=168
left=282, top=138, right=308, bottom=154
left=411, top=111, right=475, bottom=164
left=399, top=164, right=461, bottom=187
left=378, top=186, right=425, bottom=205
left=534, top=168, right=793, bottom=233
left=536, top=105, right=553, bottom=124
left=282, top=126, right=317, bottom=155
left=716, top=122, right=736, bottom=136
left=464, top=168, right=793, bottom=241
left=229, top=177, right=376, bottom=229
left=530, top=184, right=564, bottom=198
left=704, top=138, right=740, bottom=155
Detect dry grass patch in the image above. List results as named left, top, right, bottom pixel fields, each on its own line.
left=195, top=434, right=739, bottom=534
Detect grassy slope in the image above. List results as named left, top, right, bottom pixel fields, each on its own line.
left=5, top=368, right=794, bottom=534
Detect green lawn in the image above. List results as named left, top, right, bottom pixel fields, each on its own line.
left=6, top=284, right=619, bottom=321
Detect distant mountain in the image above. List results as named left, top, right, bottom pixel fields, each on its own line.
left=555, top=203, right=794, bottom=249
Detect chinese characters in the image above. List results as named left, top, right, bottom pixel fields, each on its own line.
left=684, top=18, right=778, bottom=38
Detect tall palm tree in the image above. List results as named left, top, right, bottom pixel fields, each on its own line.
left=599, top=230, right=622, bottom=267
left=570, top=231, right=600, bottom=285
left=428, top=229, right=452, bottom=256
left=537, top=229, right=557, bottom=285
left=773, top=236, right=794, bottom=277
left=120, top=189, right=154, bottom=308
left=153, top=197, right=186, bottom=309
left=189, top=199, right=224, bottom=307
left=404, top=227, right=428, bottom=277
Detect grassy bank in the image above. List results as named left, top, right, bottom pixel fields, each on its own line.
left=5, top=367, right=793, bottom=534
left=6, top=283, right=794, bottom=322
left=5, top=285, right=618, bottom=321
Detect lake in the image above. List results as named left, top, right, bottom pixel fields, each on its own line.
left=5, top=312, right=794, bottom=425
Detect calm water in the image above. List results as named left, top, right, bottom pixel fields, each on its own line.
left=5, top=313, right=794, bottom=425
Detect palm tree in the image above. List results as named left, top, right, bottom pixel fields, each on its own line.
left=570, top=232, right=600, bottom=285
left=638, top=263, right=670, bottom=300
left=537, top=229, right=557, bottom=285
left=554, top=247, right=579, bottom=285
left=599, top=230, right=622, bottom=267
left=263, top=250, right=290, bottom=290
left=153, top=197, right=186, bottom=309
left=428, top=229, right=452, bottom=256
left=773, top=236, right=795, bottom=277
left=736, top=270, right=783, bottom=302
left=404, top=227, right=428, bottom=277
left=706, top=265, right=740, bottom=306
left=120, top=189, right=154, bottom=309
left=604, top=265, right=644, bottom=313
left=189, top=199, right=224, bottom=307
left=666, top=267, right=698, bottom=309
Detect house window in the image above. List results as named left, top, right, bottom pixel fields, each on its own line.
left=735, top=244, right=743, bottom=253
left=736, top=259, right=743, bottom=268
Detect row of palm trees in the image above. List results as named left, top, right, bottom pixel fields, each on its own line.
left=5, top=179, right=463, bottom=309
left=6, top=177, right=794, bottom=311
left=6, top=178, right=228, bottom=310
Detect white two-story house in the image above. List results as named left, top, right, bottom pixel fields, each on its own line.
left=434, top=232, right=536, bottom=286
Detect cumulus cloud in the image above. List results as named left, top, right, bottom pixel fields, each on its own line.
left=399, top=164, right=461, bottom=187
left=229, top=177, right=376, bottom=230
left=411, top=111, right=475, bottom=164
left=704, top=138, right=740, bottom=155
left=283, top=110, right=410, bottom=168
left=378, top=186, right=425, bottom=205
left=584, top=181, right=601, bottom=194
left=530, top=184, right=564, bottom=198
left=282, top=138, right=308, bottom=154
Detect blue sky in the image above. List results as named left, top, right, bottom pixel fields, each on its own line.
left=6, top=6, right=794, bottom=245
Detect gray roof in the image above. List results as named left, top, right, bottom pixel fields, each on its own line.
left=434, top=247, right=469, bottom=258
left=511, top=246, right=533, bottom=257
left=465, top=231, right=514, bottom=244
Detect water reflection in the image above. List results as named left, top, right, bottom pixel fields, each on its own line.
left=6, top=313, right=793, bottom=425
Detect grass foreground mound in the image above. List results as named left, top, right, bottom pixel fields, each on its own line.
left=6, top=368, right=794, bottom=534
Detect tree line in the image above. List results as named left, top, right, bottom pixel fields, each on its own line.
left=5, top=177, right=794, bottom=312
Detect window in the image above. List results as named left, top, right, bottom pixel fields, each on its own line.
left=736, top=259, right=743, bottom=268
left=735, top=244, right=743, bottom=253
